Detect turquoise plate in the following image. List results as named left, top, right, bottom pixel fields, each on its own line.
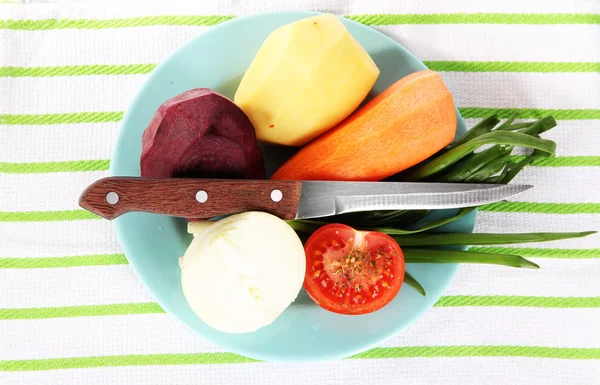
left=111, top=11, right=474, bottom=362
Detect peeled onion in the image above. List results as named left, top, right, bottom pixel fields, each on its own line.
left=180, top=212, right=305, bottom=333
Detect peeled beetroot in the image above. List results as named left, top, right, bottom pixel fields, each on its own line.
left=141, top=88, right=265, bottom=180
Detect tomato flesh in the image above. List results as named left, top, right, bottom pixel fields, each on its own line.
left=303, top=224, right=405, bottom=315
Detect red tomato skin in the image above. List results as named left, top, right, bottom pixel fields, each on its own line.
left=303, top=223, right=405, bottom=315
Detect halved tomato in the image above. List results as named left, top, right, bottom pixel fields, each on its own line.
left=303, top=223, right=405, bottom=315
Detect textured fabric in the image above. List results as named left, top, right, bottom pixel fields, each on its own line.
left=1, top=0, right=600, bottom=384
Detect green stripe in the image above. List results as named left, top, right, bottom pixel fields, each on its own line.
left=1, top=156, right=597, bottom=175
left=2, top=202, right=598, bottom=223
left=0, top=254, right=128, bottom=268
left=0, top=210, right=99, bottom=222
left=3, top=247, right=596, bottom=269
left=0, top=353, right=257, bottom=371
left=1, top=15, right=235, bottom=30
left=0, top=303, right=164, bottom=320
left=346, top=13, right=600, bottom=26
left=468, top=247, right=600, bottom=259
left=2, top=14, right=599, bottom=30
left=2, top=108, right=597, bottom=126
left=479, top=202, right=600, bottom=214
left=2, top=203, right=598, bottom=223
left=458, top=108, right=600, bottom=120
left=509, top=156, right=600, bottom=167
left=425, top=61, right=600, bottom=73
left=435, top=296, right=600, bottom=308
left=1, top=346, right=598, bottom=371
left=3, top=295, right=597, bottom=320
left=1, top=112, right=123, bottom=125
left=0, top=64, right=157, bottom=77
left=351, top=346, right=600, bottom=360
left=0, top=160, right=110, bottom=173
left=3, top=61, right=598, bottom=78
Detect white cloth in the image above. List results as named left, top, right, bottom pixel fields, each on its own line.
left=1, top=1, right=599, bottom=384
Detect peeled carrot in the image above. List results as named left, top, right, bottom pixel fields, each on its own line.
left=271, top=70, right=457, bottom=181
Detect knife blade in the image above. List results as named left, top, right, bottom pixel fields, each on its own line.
left=79, top=177, right=531, bottom=220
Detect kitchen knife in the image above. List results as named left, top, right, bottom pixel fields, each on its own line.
left=79, top=177, right=531, bottom=220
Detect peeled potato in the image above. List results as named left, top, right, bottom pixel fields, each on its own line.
left=234, top=14, right=379, bottom=146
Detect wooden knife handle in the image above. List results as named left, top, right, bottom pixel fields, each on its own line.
left=79, top=177, right=303, bottom=220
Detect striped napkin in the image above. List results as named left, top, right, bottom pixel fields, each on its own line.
left=1, top=1, right=599, bottom=384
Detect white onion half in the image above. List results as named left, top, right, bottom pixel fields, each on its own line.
left=180, top=212, right=306, bottom=333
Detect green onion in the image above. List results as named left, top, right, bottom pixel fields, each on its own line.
left=401, top=114, right=558, bottom=183
left=518, top=116, right=557, bottom=136
left=287, top=220, right=323, bottom=234
left=403, top=131, right=556, bottom=181
left=392, top=231, right=596, bottom=246
left=463, top=151, right=513, bottom=182
left=366, top=207, right=476, bottom=235
left=403, top=272, right=426, bottom=296
left=327, top=209, right=426, bottom=228
left=372, top=210, right=431, bottom=227
left=403, top=248, right=540, bottom=269
left=446, top=113, right=500, bottom=150
left=289, top=208, right=475, bottom=235
left=436, top=145, right=512, bottom=182
left=483, top=174, right=504, bottom=184
left=504, top=122, right=534, bottom=131
left=494, top=111, right=520, bottom=130
left=501, top=149, right=548, bottom=184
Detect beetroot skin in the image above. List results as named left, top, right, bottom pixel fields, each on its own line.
left=141, top=88, right=265, bottom=179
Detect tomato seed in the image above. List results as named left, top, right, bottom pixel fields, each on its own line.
left=314, top=270, right=321, bottom=278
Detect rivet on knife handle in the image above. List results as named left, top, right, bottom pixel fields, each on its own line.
left=78, top=177, right=303, bottom=220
